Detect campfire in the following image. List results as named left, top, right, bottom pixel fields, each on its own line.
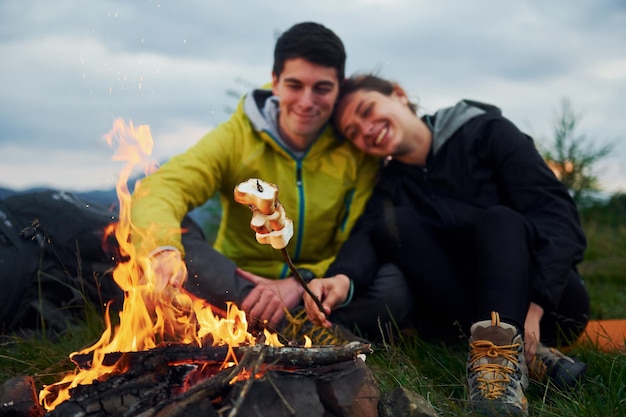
left=0, top=120, right=378, bottom=417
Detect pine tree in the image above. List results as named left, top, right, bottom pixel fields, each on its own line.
left=541, top=98, right=614, bottom=206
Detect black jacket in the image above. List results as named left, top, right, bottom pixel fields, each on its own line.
left=327, top=100, right=586, bottom=311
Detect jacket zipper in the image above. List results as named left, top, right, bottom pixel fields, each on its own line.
left=279, top=162, right=305, bottom=279
left=294, top=163, right=305, bottom=258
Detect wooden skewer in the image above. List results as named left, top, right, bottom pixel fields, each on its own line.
left=280, top=248, right=326, bottom=317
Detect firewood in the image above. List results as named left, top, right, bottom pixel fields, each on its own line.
left=71, top=341, right=371, bottom=371
left=71, top=344, right=231, bottom=370
left=47, top=351, right=244, bottom=417
left=45, top=360, right=177, bottom=417
left=224, top=349, right=267, bottom=417
left=136, top=348, right=263, bottom=417
left=0, top=376, right=44, bottom=417
left=248, top=341, right=372, bottom=367
left=42, top=343, right=372, bottom=417
left=219, top=356, right=380, bottom=417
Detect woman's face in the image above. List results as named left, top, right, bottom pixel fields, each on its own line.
left=335, top=87, right=414, bottom=158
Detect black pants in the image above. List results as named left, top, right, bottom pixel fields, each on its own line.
left=329, top=262, right=414, bottom=341
left=181, top=216, right=414, bottom=341
left=393, top=205, right=589, bottom=345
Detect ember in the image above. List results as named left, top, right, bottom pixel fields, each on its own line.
left=0, top=120, right=378, bottom=417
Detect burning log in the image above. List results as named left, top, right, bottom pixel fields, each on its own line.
left=143, top=347, right=266, bottom=417
left=220, top=357, right=380, bottom=417
left=0, top=376, right=44, bottom=417
left=71, top=341, right=371, bottom=372
left=44, top=359, right=178, bottom=417
left=39, top=343, right=374, bottom=417
left=46, top=351, right=243, bottom=417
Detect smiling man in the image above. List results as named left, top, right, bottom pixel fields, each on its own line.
left=130, top=22, right=412, bottom=338
left=271, top=57, right=338, bottom=151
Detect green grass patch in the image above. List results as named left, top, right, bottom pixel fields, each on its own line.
left=0, top=310, right=105, bottom=388
left=368, top=334, right=626, bottom=416
left=579, top=219, right=626, bottom=319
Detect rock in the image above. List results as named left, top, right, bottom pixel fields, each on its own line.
left=378, top=387, right=440, bottom=417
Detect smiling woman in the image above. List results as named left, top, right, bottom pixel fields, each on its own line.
left=334, top=77, right=427, bottom=163
left=304, top=73, right=591, bottom=416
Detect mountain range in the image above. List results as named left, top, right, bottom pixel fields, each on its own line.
left=0, top=186, right=118, bottom=206
left=0, top=184, right=221, bottom=236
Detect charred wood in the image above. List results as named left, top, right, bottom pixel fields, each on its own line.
left=45, top=360, right=192, bottom=417
left=219, top=357, right=379, bottom=417
left=135, top=348, right=263, bottom=417
left=71, top=341, right=371, bottom=370
left=0, top=376, right=44, bottom=417
left=36, top=342, right=374, bottom=417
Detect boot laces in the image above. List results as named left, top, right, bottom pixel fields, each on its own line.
left=469, top=339, right=521, bottom=400
left=528, top=344, right=575, bottom=381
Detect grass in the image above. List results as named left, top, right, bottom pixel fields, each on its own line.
left=1, top=204, right=625, bottom=415
left=367, top=331, right=626, bottom=416
left=0, top=307, right=105, bottom=388
left=577, top=221, right=626, bottom=319
left=363, top=209, right=626, bottom=416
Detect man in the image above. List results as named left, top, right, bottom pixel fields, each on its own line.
left=130, top=22, right=412, bottom=337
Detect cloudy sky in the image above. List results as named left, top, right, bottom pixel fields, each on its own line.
left=1, top=0, right=624, bottom=194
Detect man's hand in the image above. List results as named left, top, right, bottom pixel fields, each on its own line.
left=237, top=268, right=303, bottom=329
left=149, top=249, right=188, bottom=290
left=303, top=274, right=351, bottom=329
left=524, top=301, right=544, bottom=364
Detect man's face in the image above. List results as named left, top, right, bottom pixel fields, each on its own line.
left=272, top=58, right=339, bottom=149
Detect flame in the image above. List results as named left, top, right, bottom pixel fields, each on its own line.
left=39, top=119, right=281, bottom=411
left=263, top=328, right=285, bottom=347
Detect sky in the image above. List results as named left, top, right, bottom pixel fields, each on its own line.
left=1, top=0, right=625, bottom=194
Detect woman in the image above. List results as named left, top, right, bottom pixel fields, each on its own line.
left=304, top=74, right=590, bottom=416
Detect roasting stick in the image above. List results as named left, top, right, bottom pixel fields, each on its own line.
left=234, top=178, right=326, bottom=317
left=279, top=247, right=326, bottom=315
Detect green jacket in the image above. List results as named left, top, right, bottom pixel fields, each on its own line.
left=131, top=88, right=379, bottom=278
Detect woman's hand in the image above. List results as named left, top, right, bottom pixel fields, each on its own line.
left=524, top=302, right=544, bottom=364
left=303, top=274, right=351, bottom=328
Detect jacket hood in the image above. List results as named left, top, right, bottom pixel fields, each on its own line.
left=242, top=88, right=309, bottom=158
left=241, top=87, right=341, bottom=160
left=429, top=100, right=501, bottom=155
left=243, top=88, right=279, bottom=135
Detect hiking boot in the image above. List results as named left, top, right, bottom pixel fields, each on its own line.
left=528, top=343, right=586, bottom=389
left=467, top=312, right=529, bottom=416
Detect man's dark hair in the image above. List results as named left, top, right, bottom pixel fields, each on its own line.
left=273, top=22, right=346, bottom=81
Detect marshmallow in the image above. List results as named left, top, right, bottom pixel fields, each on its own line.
left=234, top=178, right=278, bottom=215
left=256, top=218, right=294, bottom=249
left=234, top=178, right=293, bottom=249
